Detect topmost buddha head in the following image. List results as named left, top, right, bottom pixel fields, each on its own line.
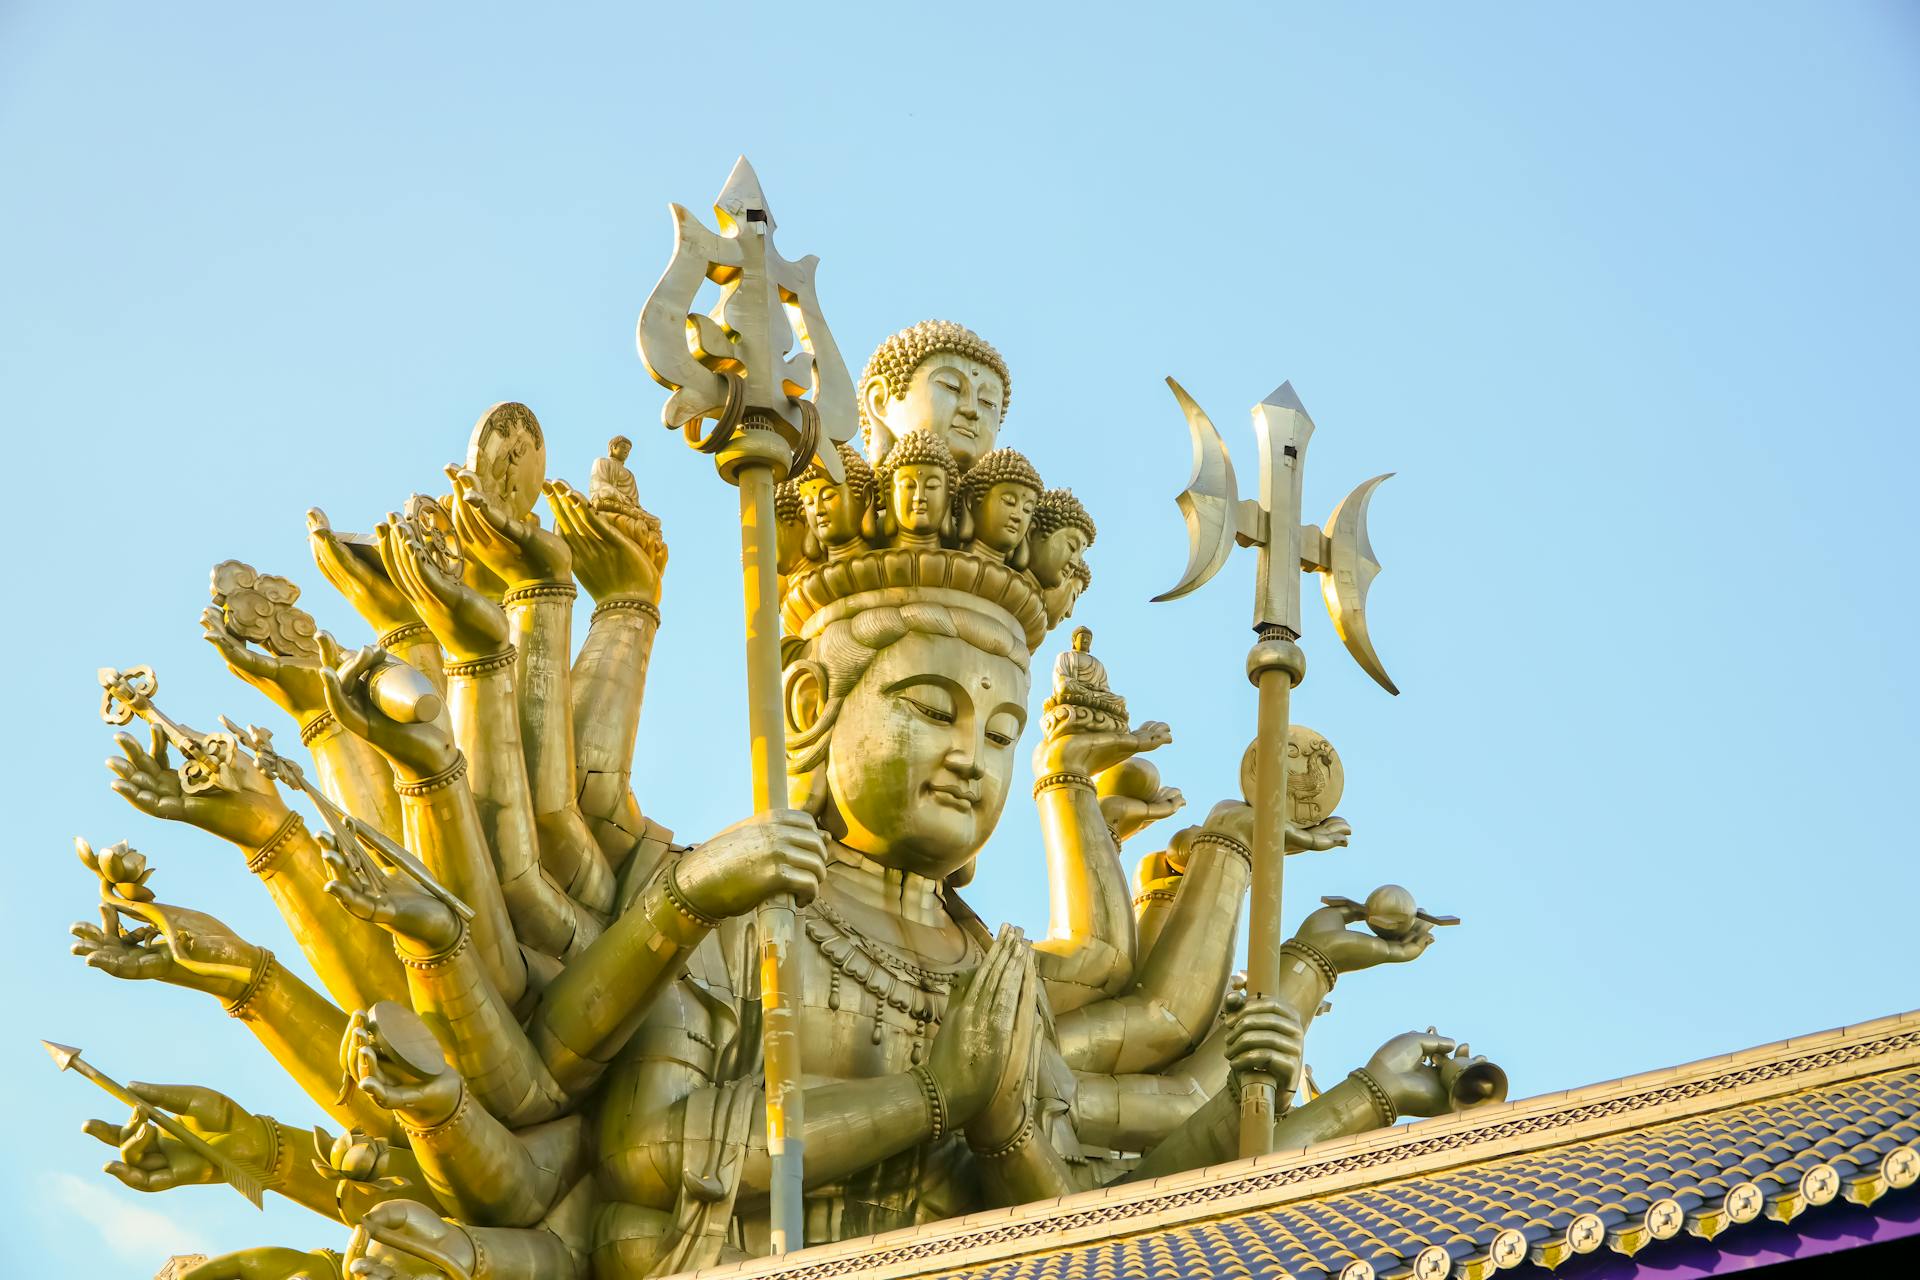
left=859, top=320, right=1010, bottom=471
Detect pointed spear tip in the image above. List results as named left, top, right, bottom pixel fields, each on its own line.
left=42, top=1040, right=81, bottom=1070
left=716, top=156, right=775, bottom=231
left=1261, top=380, right=1306, bottom=414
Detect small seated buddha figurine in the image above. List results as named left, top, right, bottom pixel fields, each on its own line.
left=874, top=428, right=958, bottom=550
left=956, top=447, right=1044, bottom=567
left=1028, top=487, right=1097, bottom=626
left=794, top=440, right=877, bottom=562
left=590, top=435, right=669, bottom=570
left=1042, top=625, right=1130, bottom=737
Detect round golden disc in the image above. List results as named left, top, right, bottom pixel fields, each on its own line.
left=366, top=1000, right=447, bottom=1080
left=467, top=401, right=547, bottom=519
left=1238, top=725, right=1344, bottom=827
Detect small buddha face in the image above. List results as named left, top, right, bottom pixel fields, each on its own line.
left=1028, top=524, right=1090, bottom=589
left=890, top=464, right=950, bottom=537
left=609, top=436, right=632, bottom=463
left=823, top=631, right=1029, bottom=880
left=799, top=476, right=862, bottom=548
left=971, top=481, right=1038, bottom=555
left=867, top=356, right=1006, bottom=470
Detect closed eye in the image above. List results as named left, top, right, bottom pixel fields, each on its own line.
left=984, top=729, right=1015, bottom=747
left=901, top=695, right=955, bottom=725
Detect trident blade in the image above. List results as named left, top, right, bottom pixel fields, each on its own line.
left=1318, top=472, right=1398, bottom=695
left=1151, top=377, right=1240, bottom=602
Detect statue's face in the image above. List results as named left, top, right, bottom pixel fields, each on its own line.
left=868, top=356, right=1006, bottom=470
left=891, top=464, right=949, bottom=536
left=799, top=476, right=862, bottom=546
left=1029, top=525, right=1089, bottom=588
left=610, top=439, right=632, bottom=462
left=824, top=631, right=1028, bottom=880
left=972, top=481, right=1038, bottom=553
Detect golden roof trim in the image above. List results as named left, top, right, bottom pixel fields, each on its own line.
left=685, top=1008, right=1920, bottom=1280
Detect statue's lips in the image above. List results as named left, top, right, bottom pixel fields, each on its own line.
left=925, top=784, right=979, bottom=809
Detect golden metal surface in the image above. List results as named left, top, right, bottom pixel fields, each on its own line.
left=45, top=172, right=1505, bottom=1280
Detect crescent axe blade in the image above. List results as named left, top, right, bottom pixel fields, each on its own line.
left=1318, top=471, right=1398, bottom=695
left=1151, top=377, right=1240, bottom=602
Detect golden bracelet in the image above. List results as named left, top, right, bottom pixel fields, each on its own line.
left=245, top=811, right=305, bottom=877
left=910, top=1064, right=948, bottom=1143
left=1032, top=771, right=1095, bottom=798
left=502, top=580, right=578, bottom=605
left=1279, top=937, right=1339, bottom=992
left=968, top=1108, right=1038, bottom=1159
left=641, top=875, right=714, bottom=949
left=1188, top=830, right=1253, bottom=871
left=401, top=1079, right=472, bottom=1141
left=396, top=921, right=470, bottom=971
left=442, top=646, right=517, bottom=678
left=378, top=621, right=433, bottom=651
left=593, top=594, right=662, bottom=625
left=223, top=949, right=277, bottom=1019
left=664, top=860, right=722, bottom=930
left=298, top=709, right=339, bottom=748
left=1349, top=1067, right=1398, bottom=1128
left=394, top=753, right=469, bottom=797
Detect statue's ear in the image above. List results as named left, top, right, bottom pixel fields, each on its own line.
left=860, top=502, right=882, bottom=546
left=783, top=659, right=828, bottom=735
left=954, top=502, right=974, bottom=545
left=861, top=378, right=896, bottom=463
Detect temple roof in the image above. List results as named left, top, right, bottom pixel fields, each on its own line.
left=690, top=1010, right=1920, bottom=1280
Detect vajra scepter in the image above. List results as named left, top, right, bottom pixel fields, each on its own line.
left=1153, top=378, right=1397, bottom=1156
left=636, top=157, right=857, bottom=1252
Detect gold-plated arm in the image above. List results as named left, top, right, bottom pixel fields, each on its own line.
left=395, top=778, right=528, bottom=1008
left=1029, top=773, right=1135, bottom=1010
left=247, top=814, right=409, bottom=1013
left=225, top=953, right=399, bottom=1139
left=1055, top=826, right=1250, bottom=1074
left=569, top=598, right=660, bottom=871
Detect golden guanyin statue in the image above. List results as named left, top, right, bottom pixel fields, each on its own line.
left=52, top=163, right=1500, bottom=1280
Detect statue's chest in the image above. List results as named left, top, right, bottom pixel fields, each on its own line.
left=794, top=900, right=974, bottom=1078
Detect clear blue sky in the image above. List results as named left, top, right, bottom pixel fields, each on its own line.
left=3, top=2, right=1916, bottom=1272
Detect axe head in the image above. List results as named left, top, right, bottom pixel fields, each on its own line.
left=1318, top=472, right=1398, bottom=695
left=1151, top=377, right=1239, bottom=602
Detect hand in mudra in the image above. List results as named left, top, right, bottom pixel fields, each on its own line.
left=107, top=726, right=290, bottom=848
left=672, top=809, right=827, bottom=919
left=347, top=1200, right=476, bottom=1280
left=320, top=646, right=458, bottom=781
left=71, top=883, right=261, bottom=1000
left=1035, top=720, right=1172, bottom=779
left=546, top=478, right=663, bottom=604
left=310, top=507, right=422, bottom=639
left=376, top=515, right=508, bottom=662
left=177, top=1249, right=348, bottom=1280
left=202, top=606, right=344, bottom=720
left=1362, top=1030, right=1468, bottom=1118
left=1099, top=786, right=1185, bottom=843
left=83, top=1081, right=271, bottom=1193
left=447, top=466, right=572, bottom=589
left=929, top=924, right=1038, bottom=1127
left=321, top=832, right=460, bottom=953
left=342, top=1004, right=462, bottom=1128
left=1293, top=900, right=1435, bottom=974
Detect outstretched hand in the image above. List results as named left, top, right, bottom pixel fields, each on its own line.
left=1036, top=720, right=1172, bottom=780
left=319, top=646, right=458, bottom=781
left=71, top=873, right=261, bottom=1000
left=203, top=606, right=342, bottom=720
left=107, top=726, right=290, bottom=848
left=447, top=466, right=571, bottom=590
left=546, top=478, right=662, bottom=604
left=1099, top=785, right=1185, bottom=844
left=341, top=1005, right=462, bottom=1128
left=321, top=832, right=460, bottom=953
left=310, top=508, right=422, bottom=639
left=179, top=1248, right=349, bottom=1280
left=376, top=515, right=508, bottom=662
left=84, top=1081, right=271, bottom=1193
left=1294, top=899, right=1436, bottom=974
left=1361, top=1030, right=1470, bottom=1118
left=347, top=1200, right=477, bottom=1280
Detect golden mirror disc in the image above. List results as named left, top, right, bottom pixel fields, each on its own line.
left=365, top=1000, right=447, bottom=1080
left=467, top=401, right=547, bottom=520
left=1239, top=725, right=1344, bottom=827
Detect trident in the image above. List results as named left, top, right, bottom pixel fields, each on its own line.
left=1152, top=377, right=1396, bottom=1156
left=637, top=158, right=856, bottom=1250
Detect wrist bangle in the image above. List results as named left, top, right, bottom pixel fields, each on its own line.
left=1280, top=937, right=1339, bottom=992
left=313, top=1249, right=345, bottom=1280
left=593, top=595, right=662, bottom=625
left=664, top=860, right=722, bottom=930
left=1032, top=771, right=1095, bottom=798
left=378, top=622, right=433, bottom=651
left=245, top=811, right=304, bottom=877
left=1188, top=830, right=1253, bottom=871
left=442, top=646, right=517, bottom=678
left=911, top=1064, right=948, bottom=1142
left=298, top=710, right=339, bottom=748
left=502, top=581, right=578, bottom=605
left=969, top=1108, right=1038, bottom=1159
left=260, top=1116, right=294, bottom=1188
left=1350, top=1067, right=1398, bottom=1128
left=395, top=752, right=468, bottom=796
left=223, top=949, right=276, bottom=1018
left=400, top=1079, right=471, bottom=1140
left=396, top=921, right=470, bottom=970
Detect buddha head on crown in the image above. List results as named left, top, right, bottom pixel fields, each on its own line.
left=787, top=441, right=874, bottom=562
left=873, top=429, right=958, bottom=548
left=781, top=546, right=1053, bottom=882
left=859, top=320, right=1010, bottom=471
